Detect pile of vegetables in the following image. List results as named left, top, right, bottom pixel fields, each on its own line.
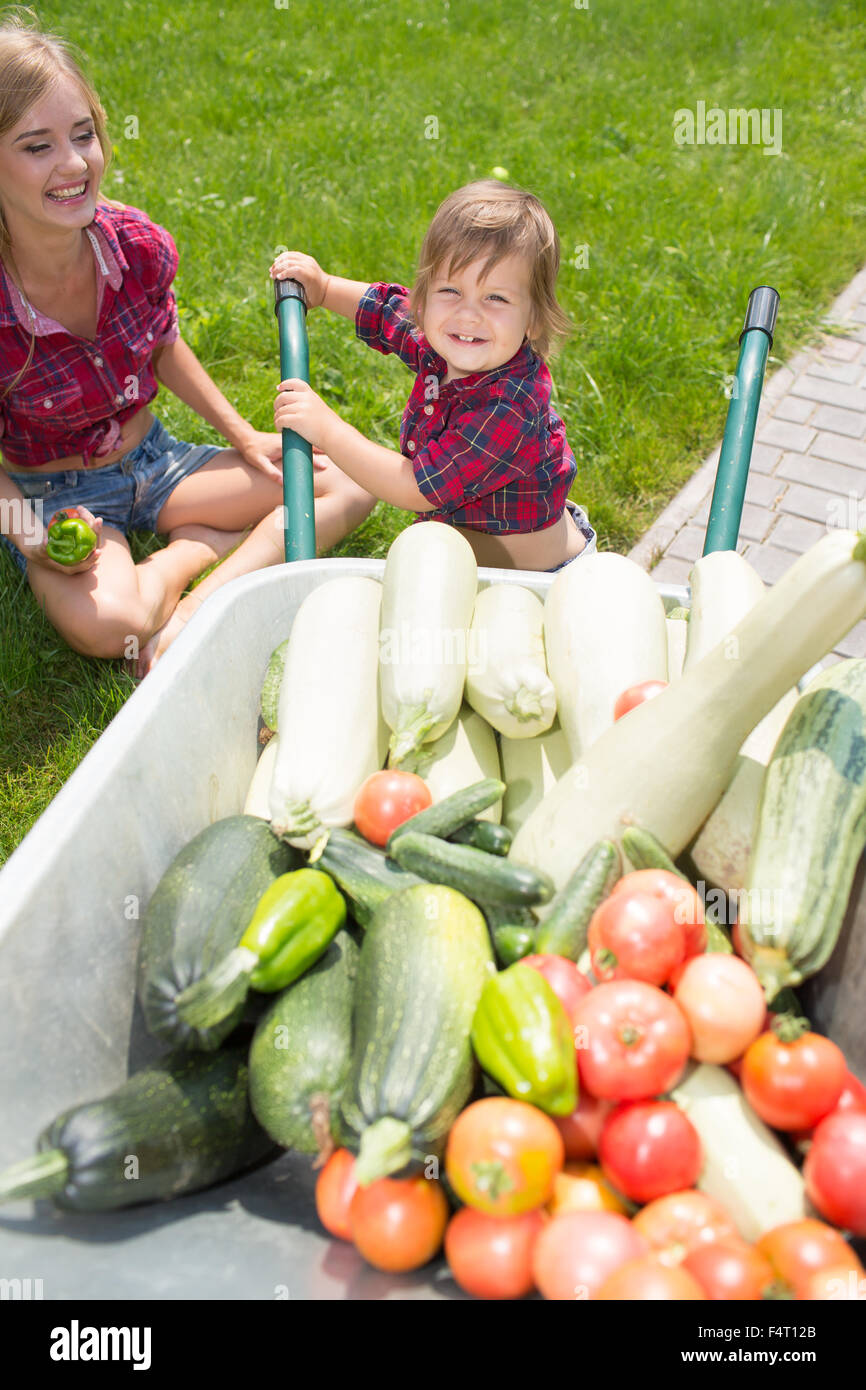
left=4, top=521, right=866, bottom=1302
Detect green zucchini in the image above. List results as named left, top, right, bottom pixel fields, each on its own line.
left=449, top=819, right=513, bottom=856
left=0, top=1045, right=276, bottom=1211
left=385, top=777, right=505, bottom=853
left=249, top=927, right=359, bottom=1154
left=389, top=830, right=554, bottom=908
left=741, top=658, right=866, bottom=998
left=311, top=827, right=425, bottom=928
left=534, top=839, right=621, bottom=960
left=341, top=884, right=494, bottom=1184
left=483, top=904, right=538, bottom=966
left=136, top=815, right=299, bottom=1051
left=260, top=637, right=289, bottom=731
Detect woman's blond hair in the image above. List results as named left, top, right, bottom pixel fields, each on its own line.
left=0, top=8, right=116, bottom=401
left=409, top=180, right=573, bottom=361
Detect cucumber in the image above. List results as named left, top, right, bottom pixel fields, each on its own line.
left=621, top=824, right=691, bottom=881
left=705, top=919, right=734, bottom=954
left=342, top=884, right=494, bottom=1185
left=449, top=819, right=513, bottom=856
left=483, top=904, right=538, bottom=966
left=389, top=830, right=555, bottom=908
left=0, top=1045, right=276, bottom=1211
left=385, top=778, right=505, bottom=852
left=623, top=824, right=729, bottom=938
left=261, top=638, right=289, bottom=731
left=249, top=927, right=359, bottom=1154
left=136, top=815, right=299, bottom=1051
left=534, top=839, right=621, bottom=960
left=312, top=828, right=425, bottom=928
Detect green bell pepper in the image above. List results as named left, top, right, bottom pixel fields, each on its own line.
left=45, top=508, right=97, bottom=565
left=239, top=867, right=346, bottom=992
left=174, top=868, right=346, bottom=1034
left=471, top=962, right=577, bottom=1116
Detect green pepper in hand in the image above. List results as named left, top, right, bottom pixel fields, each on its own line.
left=45, top=508, right=97, bottom=566
left=175, top=868, right=347, bottom=1036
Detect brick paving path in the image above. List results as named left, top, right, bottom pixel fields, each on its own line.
left=628, top=265, right=866, bottom=662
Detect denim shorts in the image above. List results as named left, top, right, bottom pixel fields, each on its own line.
left=547, top=500, right=598, bottom=572
left=0, top=417, right=224, bottom=575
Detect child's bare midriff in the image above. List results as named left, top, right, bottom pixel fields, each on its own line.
left=454, top=506, right=586, bottom=571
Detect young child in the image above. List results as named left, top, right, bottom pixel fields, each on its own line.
left=271, top=180, right=596, bottom=571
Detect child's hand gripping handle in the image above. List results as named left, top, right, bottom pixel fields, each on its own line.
left=274, top=278, right=316, bottom=562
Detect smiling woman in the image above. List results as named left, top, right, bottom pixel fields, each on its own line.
left=0, top=11, right=374, bottom=674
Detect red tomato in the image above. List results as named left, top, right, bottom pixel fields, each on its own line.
left=683, top=1239, right=775, bottom=1300
left=599, top=1101, right=702, bottom=1204
left=800, top=1263, right=866, bottom=1301
left=314, top=1148, right=358, bottom=1242
left=573, top=979, right=691, bottom=1101
left=587, top=891, right=685, bottom=986
left=553, top=1091, right=614, bottom=1161
left=613, top=681, right=668, bottom=720
left=444, top=1206, right=545, bottom=1300
left=531, top=1210, right=648, bottom=1300
left=633, top=1190, right=740, bottom=1264
left=520, top=954, right=592, bottom=1027
left=791, top=1070, right=866, bottom=1149
left=837, top=1070, right=866, bottom=1114
left=741, top=1027, right=847, bottom=1131
left=349, top=1175, right=449, bottom=1272
left=610, top=869, right=706, bottom=957
left=445, top=1098, right=565, bottom=1217
left=672, top=954, right=767, bottom=1064
left=596, top=1254, right=706, bottom=1300
left=756, top=1219, right=863, bottom=1298
left=804, top=1110, right=866, bottom=1236
left=353, top=770, right=432, bottom=847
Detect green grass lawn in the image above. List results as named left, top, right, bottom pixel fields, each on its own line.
left=2, top=0, right=866, bottom=862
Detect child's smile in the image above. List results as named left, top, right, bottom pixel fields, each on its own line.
left=421, top=251, right=536, bottom=383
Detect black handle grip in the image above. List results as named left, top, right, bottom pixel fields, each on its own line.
left=274, top=277, right=308, bottom=314
left=740, top=285, right=779, bottom=347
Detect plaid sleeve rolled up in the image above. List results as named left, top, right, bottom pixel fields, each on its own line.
left=412, top=394, right=540, bottom=514
left=355, top=282, right=424, bottom=373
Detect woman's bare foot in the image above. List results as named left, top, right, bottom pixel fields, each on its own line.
left=128, top=523, right=251, bottom=677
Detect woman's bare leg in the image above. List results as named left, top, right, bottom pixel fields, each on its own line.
left=26, top=522, right=246, bottom=661
left=143, top=457, right=376, bottom=670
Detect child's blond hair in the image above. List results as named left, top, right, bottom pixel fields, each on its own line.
left=409, top=180, right=573, bottom=361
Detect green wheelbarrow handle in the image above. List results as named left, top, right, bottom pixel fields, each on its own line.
left=274, top=278, right=316, bottom=562
left=703, top=285, right=780, bottom=555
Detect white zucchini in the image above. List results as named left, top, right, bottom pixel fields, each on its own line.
left=500, top=720, right=572, bottom=833
left=544, top=551, right=669, bottom=758
left=243, top=735, right=279, bottom=819
left=512, top=529, right=866, bottom=905
left=671, top=1064, right=808, bottom=1241
left=685, top=551, right=798, bottom=892
left=413, top=703, right=502, bottom=821
left=379, top=523, right=478, bottom=767
left=465, top=584, right=556, bottom=738
left=269, top=576, right=388, bottom=848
